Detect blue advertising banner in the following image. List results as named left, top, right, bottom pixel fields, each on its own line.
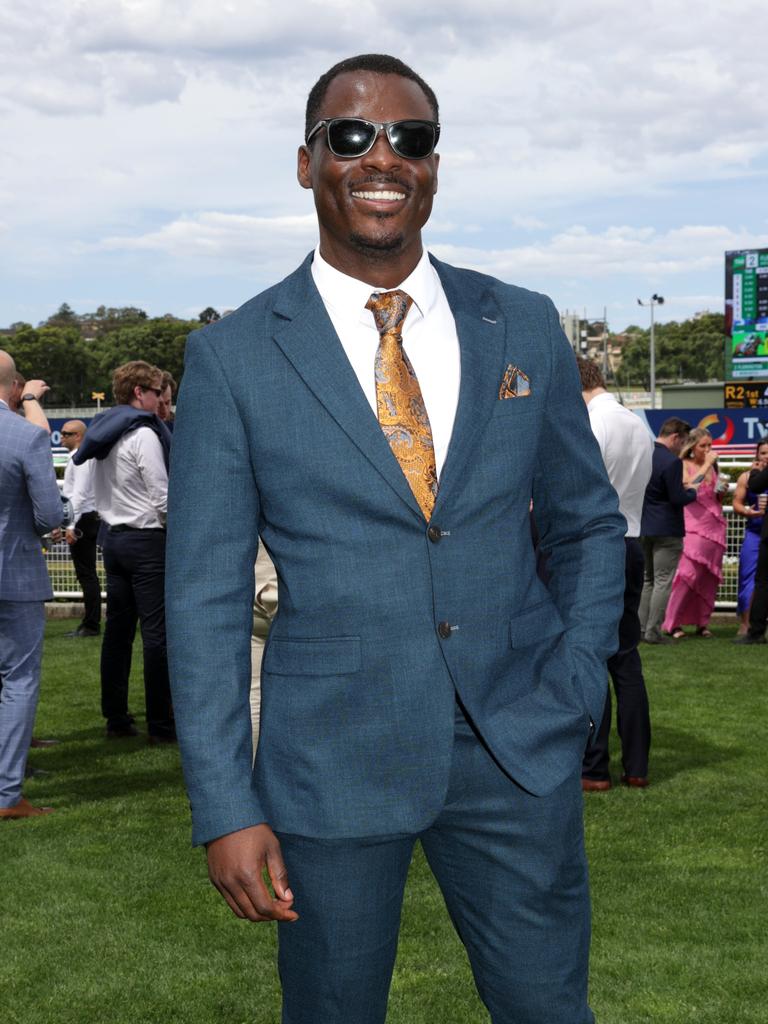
left=636, top=408, right=768, bottom=457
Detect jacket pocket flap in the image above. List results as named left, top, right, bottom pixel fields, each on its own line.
left=263, top=636, right=362, bottom=676
left=509, top=602, right=566, bottom=648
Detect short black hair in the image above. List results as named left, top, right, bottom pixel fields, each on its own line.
left=305, top=54, right=439, bottom=143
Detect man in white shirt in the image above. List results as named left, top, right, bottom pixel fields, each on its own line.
left=74, top=361, right=174, bottom=743
left=577, top=357, right=654, bottom=789
left=60, top=420, right=101, bottom=638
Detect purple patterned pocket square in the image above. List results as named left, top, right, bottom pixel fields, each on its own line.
left=498, top=365, right=531, bottom=399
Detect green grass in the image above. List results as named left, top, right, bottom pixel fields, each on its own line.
left=1, top=620, right=765, bottom=1023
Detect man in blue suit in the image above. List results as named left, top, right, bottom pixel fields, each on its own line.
left=0, top=350, right=63, bottom=819
left=167, top=54, right=626, bottom=1023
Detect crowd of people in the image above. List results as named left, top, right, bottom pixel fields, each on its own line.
left=3, top=354, right=768, bottom=815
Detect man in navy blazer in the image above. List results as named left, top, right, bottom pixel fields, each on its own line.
left=0, top=350, right=63, bottom=819
left=167, top=54, right=626, bottom=1023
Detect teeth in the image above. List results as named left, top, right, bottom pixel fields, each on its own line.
left=352, top=190, right=405, bottom=201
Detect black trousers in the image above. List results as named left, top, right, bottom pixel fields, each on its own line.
left=747, top=534, right=768, bottom=638
left=70, top=510, right=102, bottom=632
left=100, top=528, right=174, bottom=738
left=583, top=537, right=651, bottom=780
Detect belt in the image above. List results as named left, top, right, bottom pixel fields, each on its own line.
left=107, top=525, right=166, bottom=533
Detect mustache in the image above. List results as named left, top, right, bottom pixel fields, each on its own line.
left=348, top=174, right=413, bottom=194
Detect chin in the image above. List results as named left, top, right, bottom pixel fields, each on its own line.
left=349, top=230, right=406, bottom=258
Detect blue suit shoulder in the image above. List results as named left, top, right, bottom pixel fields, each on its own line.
left=429, top=256, right=553, bottom=313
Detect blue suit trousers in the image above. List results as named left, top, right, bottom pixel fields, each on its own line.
left=276, top=704, right=593, bottom=1024
left=0, top=601, right=45, bottom=806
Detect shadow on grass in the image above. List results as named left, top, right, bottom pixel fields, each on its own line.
left=648, top=721, right=735, bottom=784
left=26, top=732, right=185, bottom=807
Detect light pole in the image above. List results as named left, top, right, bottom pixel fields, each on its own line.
left=637, top=294, right=664, bottom=408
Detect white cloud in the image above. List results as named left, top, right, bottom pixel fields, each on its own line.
left=430, top=224, right=767, bottom=283
left=2, top=1, right=767, bottom=327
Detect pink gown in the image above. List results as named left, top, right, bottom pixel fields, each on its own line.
left=663, top=474, right=726, bottom=630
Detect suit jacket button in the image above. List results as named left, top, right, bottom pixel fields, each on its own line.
left=428, top=525, right=442, bottom=543
left=437, top=621, right=452, bottom=639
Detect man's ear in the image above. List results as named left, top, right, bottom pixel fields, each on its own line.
left=297, top=145, right=312, bottom=190
left=432, top=152, right=439, bottom=195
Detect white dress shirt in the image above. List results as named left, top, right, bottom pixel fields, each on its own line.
left=63, top=449, right=97, bottom=524
left=311, top=247, right=461, bottom=478
left=587, top=391, right=653, bottom=537
left=92, top=428, right=168, bottom=529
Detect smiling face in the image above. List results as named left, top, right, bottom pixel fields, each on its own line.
left=297, top=71, right=439, bottom=287
left=757, top=442, right=768, bottom=468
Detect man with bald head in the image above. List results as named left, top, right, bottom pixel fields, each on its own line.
left=0, top=351, right=63, bottom=818
left=61, top=420, right=101, bottom=638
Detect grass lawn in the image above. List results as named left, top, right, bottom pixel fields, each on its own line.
left=1, top=620, right=765, bottom=1023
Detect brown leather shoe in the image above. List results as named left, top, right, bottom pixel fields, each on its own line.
left=0, top=796, right=54, bottom=819
left=621, top=775, right=649, bottom=788
left=30, top=737, right=60, bottom=748
left=581, top=778, right=612, bottom=792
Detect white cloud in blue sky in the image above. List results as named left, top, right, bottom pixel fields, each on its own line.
left=1, top=0, right=766, bottom=328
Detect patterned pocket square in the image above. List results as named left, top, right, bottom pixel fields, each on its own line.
left=498, top=365, right=531, bottom=399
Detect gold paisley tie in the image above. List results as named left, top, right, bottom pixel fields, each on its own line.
left=366, top=289, right=438, bottom=519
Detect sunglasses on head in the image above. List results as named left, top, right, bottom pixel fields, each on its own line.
left=306, top=118, right=440, bottom=160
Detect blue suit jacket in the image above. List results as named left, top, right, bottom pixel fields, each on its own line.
left=0, top=403, right=63, bottom=602
left=166, top=255, right=626, bottom=846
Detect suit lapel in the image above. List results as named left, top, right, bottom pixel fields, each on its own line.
left=431, top=258, right=507, bottom=512
left=270, top=257, right=424, bottom=520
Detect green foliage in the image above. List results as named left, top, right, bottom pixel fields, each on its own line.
left=4, top=306, right=198, bottom=404
left=10, top=324, right=98, bottom=406
left=1, top=620, right=764, bottom=1023
left=617, top=313, right=727, bottom=388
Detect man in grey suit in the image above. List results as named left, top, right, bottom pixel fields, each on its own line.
left=167, top=54, right=625, bottom=1023
left=0, top=350, right=63, bottom=819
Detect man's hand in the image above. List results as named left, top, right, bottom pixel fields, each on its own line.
left=65, top=528, right=77, bottom=546
left=23, top=379, right=50, bottom=400
left=206, top=823, right=298, bottom=923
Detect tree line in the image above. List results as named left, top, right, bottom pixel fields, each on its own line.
left=4, top=304, right=221, bottom=406
left=612, top=312, right=726, bottom=389
left=4, top=302, right=728, bottom=406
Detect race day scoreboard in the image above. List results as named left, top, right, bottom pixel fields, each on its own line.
left=726, top=248, right=768, bottom=380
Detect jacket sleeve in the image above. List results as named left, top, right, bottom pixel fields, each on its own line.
left=24, top=428, right=64, bottom=535
left=531, top=298, right=627, bottom=727
left=165, top=329, right=264, bottom=847
left=663, top=458, right=696, bottom=508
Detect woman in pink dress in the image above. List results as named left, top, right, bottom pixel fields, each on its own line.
left=663, top=428, right=727, bottom=639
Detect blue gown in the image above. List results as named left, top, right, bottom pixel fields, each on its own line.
left=738, top=489, right=765, bottom=614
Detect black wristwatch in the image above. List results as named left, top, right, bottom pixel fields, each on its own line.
left=20, top=393, right=38, bottom=402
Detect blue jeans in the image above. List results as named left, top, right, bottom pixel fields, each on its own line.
left=276, top=704, right=593, bottom=1024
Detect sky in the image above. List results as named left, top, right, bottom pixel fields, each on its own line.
left=1, top=0, right=766, bottom=332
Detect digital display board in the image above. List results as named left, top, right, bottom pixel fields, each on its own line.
left=726, top=248, right=768, bottom=380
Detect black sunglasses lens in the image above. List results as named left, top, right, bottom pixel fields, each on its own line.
left=327, top=119, right=377, bottom=156
left=389, top=121, right=436, bottom=158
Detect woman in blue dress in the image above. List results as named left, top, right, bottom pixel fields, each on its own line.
left=733, top=440, right=768, bottom=634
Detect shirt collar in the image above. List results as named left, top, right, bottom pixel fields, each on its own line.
left=311, top=246, right=437, bottom=325
left=586, top=391, right=618, bottom=413
left=0, top=398, right=8, bottom=409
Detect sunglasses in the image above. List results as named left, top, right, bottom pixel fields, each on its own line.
left=306, top=118, right=440, bottom=160
left=60, top=431, right=79, bottom=437
left=143, top=386, right=163, bottom=397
